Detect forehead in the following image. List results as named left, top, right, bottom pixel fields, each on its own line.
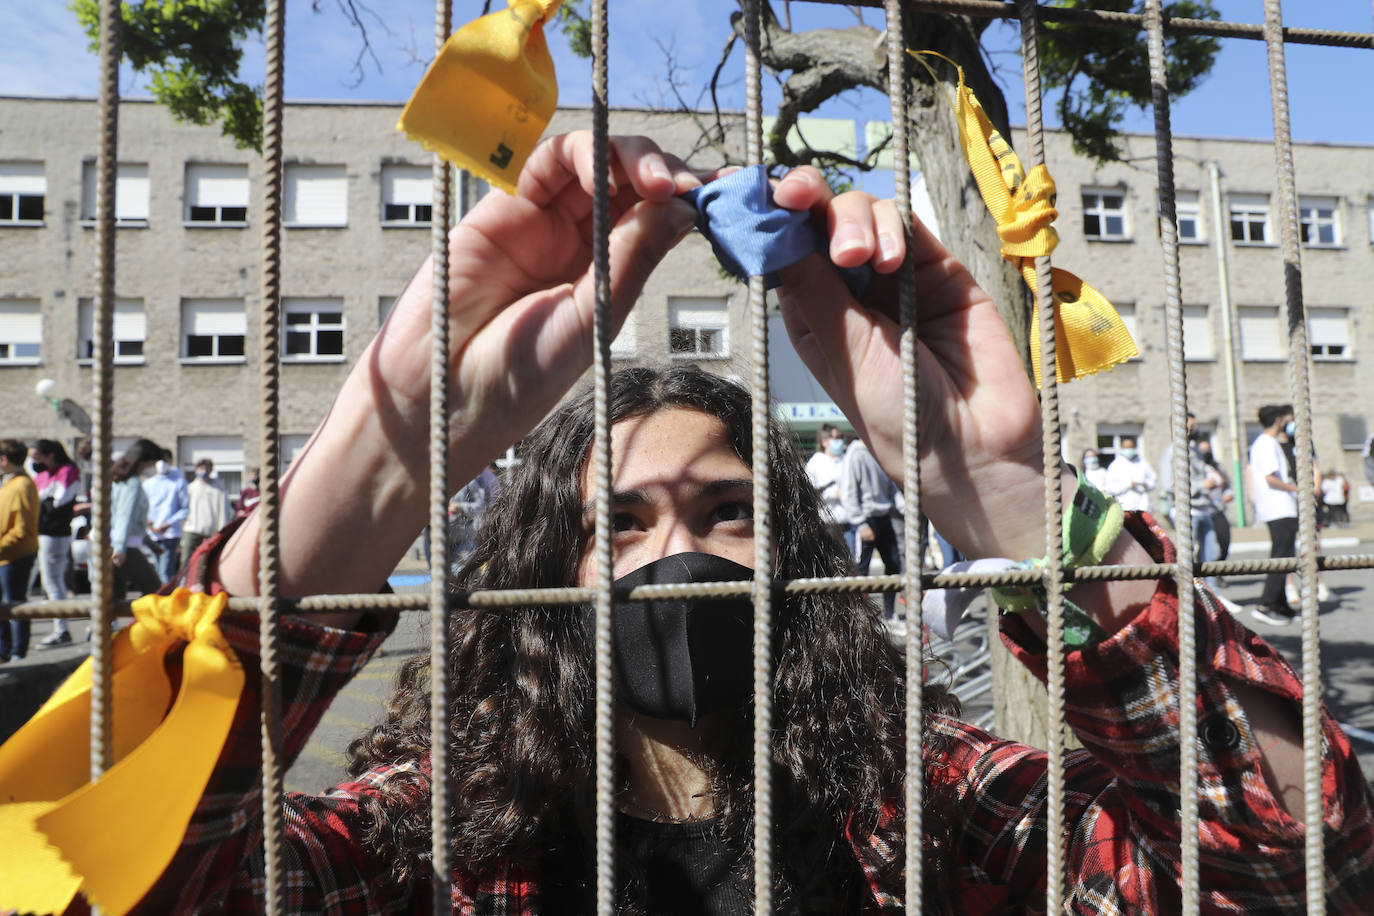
left=580, top=408, right=747, bottom=498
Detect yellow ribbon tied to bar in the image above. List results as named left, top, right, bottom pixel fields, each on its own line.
left=0, top=589, right=242, bottom=915
left=398, top=0, right=563, bottom=194
left=921, top=54, right=1138, bottom=386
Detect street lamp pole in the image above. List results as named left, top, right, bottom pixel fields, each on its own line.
left=1208, top=161, right=1247, bottom=526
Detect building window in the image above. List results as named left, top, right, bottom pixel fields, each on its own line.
left=81, top=161, right=149, bottom=225
left=77, top=298, right=146, bottom=363
left=1115, top=302, right=1140, bottom=359
left=1095, top=423, right=1144, bottom=467
left=1175, top=190, right=1203, bottom=242
left=182, top=298, right=246, bottom=361
left=1228, top=193, right=1270, bottom=244
left=668, top=297, right=729, bottom=358
left=178, top=436, right=244, bottom=496
left=381, top=165, right=432, bottom=225
left=185, top=164, right=249, bottom=224
left=1308, top=307, right=1350, bottom=360
left=1297, top=196, right=1339, bottom=247
left=0, top=299, right=43, bottom=364
left=284, top=164, right=347, bottom=227
left=1182, top=304, right=1213, bottom=361
left=1081, top=188, right=1128, bottom=240
left=0, top=162, right=46, bottom=225
left=283, top=298, right=345, bottom=361
left=1238, top=305, right=1283, bottom=361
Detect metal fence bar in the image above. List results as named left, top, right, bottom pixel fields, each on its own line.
left=741, top=2, right=776, bottom=910
left=882, top=1, right=925, bottom=910
left=1260, top=2, right=1325, bottom=911
left=1143, top=2, right=1200, bottom=912
left=1013, top=1, right=1068, bottom=909
left=255, top=0, right=288, bottom=911
left=88, top=0, right=121, bottom=800
left=589, top=0, right=616, bottom=911
left=427, top=3, right=454, bottom=913
left=808, top=0, right=1374, bottom=48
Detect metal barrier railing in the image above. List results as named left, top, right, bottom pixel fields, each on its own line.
left=4, top=2, right=1373, bottom=915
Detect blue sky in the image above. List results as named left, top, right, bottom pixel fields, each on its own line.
left=3, top=0, right=1370, bottom=161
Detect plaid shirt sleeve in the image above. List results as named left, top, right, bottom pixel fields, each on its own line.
left=121, top=521, right=407, bottom=914
left=853, top=512, right=1374, bottom=914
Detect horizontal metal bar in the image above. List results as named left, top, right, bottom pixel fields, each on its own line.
left=808, top=0, right=1374, bottom=48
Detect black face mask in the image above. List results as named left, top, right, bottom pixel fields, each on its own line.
left=587, top=552, right=755, bottom=727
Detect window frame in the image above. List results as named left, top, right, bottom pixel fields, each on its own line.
left=0, top=162, right=47, bottom=226
left=81, top=161, right=150, bottom=227
left=668, top=297, right=730, bottom=360
left=181, top=298, right=248, bottom=364
left=380, top=164, right=433, bottom=227
left=0, top=298, right=43, bottom=365
left=1182, top=304, right=1214, bottom=362
left=283, top=163, right=349, bottom=228
left=1297, top=196, right=1341, bottom=248
left=1237, top=304, right=1285, bottom=362
left=281, top=298, right=347, bottom=363
left=184, top=163, right=251, bottom=227
left=1228, top=193, right=1272, bottom=245
left=1175, top=190, right=1204, bottom=243
left=1307, top=306, right=1351, bottom=361
left=1081, top=187, right=1130, bottom=241
left=77, top=297, right=147, bottom=365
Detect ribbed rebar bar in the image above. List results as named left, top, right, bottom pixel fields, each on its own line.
left=589, top=0, right=616, bottom=912
left=1014, top=2, right=1067, bottom=909
left=256, top=1, right=287, bottom=911
left=1261, top=2, right=1324, bottom=911
left=427, top=3, right=454, bottom=913
left=88, top=0, right=121, bottom=798
left=741, top=1, right=775, bottom=911
left=808, top=0, right=1374, bottom=47
left=1143, top=2, right=1199, bottom=911
left=882, top=0, right=924, bottom=909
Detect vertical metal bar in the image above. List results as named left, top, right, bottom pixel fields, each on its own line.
left=882, top=2, right=924, bottom=910
left=88, top=0, right=121, bottom=793
left=428, top=3, right=454, bottom=912
left=741, top=2, right=774, bottom=912
left=1013, top=2, right=1067, bottom=909
left=1260, top=3, right=1324, bottom=912
left=1143, top=3, right=1199, bottom=913
left=590, top=0, right=616, bottom=912
left=256, top=1, right=287, bottom=912
left=1207, top=162, right=1247, bottom=527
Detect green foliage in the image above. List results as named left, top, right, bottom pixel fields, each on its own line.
left=71, top=0, right=266, bottom=150
left=1039, top=0, right=1221, bottom=162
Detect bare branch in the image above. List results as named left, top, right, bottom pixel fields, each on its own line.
left=313, top=0, right=391, bottom=88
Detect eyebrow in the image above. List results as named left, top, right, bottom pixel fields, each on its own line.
left=580, top=477, right=754, bottom=518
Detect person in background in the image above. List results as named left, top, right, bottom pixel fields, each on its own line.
left=1321, top=469, right=1349, bottom=527
left=0, top=438, right=40, bottom=661
left=236, top=468, right=261, bottom=519
left=108, top=439, right=164, bottom=598
left=804, top=423, right=854, bottom=559
left=1249, top=404, right=1299, bottom=625
left=143, top=449, right=189, bottom=585
left=31, top=440, right=82, bottom=648
left=842, top=435, right=902, bottom=619
left=1081, top=447, right=1108, bottom=492
left=180, top=459, right=232, bottom=571
left=1104, top=435, right=1156, bottom=514
left=1195, top=438, right=1233, bottom=562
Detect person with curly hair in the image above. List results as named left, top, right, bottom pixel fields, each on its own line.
left=135, top=134, right=1370, bottom=913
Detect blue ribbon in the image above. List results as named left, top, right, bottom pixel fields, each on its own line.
left=680, top=165, right=869, bottom=296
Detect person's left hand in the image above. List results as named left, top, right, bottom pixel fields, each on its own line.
left=771, top=168, right=1046, bottom=560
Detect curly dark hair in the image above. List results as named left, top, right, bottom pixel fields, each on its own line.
left=347, top=366, right=959, bottom=911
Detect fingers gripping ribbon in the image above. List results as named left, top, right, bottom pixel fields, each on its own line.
left=0, top=589, right=243, bottom=915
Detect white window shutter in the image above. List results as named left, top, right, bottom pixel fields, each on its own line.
left=187, top=164, right=249, bottom=207
left=382, top=166, right=431, bottom=206
left=185, top=299, right=246, bottom=335
left=0, top=300, right=42, bottom=343
left=0, top=162, right=46, bottom=194
left=285, top=165, right=347, bottom=225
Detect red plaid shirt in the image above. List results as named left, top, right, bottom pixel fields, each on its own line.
left=123, top=514, right=1373, bottom=914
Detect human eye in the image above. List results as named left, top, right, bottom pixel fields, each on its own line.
left=612, top=511, right=643, bottom=533
left=711, top=500, right=754, bottom=524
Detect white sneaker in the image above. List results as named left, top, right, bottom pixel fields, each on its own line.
left=1214, top=594, right=1245, bottom=618
left=1317, top=581, right=1332, bottom=603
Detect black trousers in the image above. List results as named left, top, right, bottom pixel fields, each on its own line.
left=1260, top=516, right=1299, bottom=610
left=856, top=513, right=902, bottom=618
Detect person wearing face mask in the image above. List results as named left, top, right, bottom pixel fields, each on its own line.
left=143, top=449, right=190, bottom=585
left=179, top=459, right=232, bottom=571
left=804, top=423, right=854, bottom=559
left=1079, top=447, right=1108, bottom=492
left=1102, top=435, right=1157, bottom=513
left=106, top=438, right=165, bottom=599
left=70, top=136, right=1372, bottom=914
left=1248, top=404, right=1300, bottom=625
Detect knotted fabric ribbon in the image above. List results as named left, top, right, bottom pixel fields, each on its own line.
left=916, top=52, right=1138, bottom=387
left=398, top=0, right=563, bottom=194
left=0, top=589, right=242, bottom=915
left=680, top=165, right=870, bottom=296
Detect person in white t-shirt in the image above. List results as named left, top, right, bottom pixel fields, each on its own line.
left=1248, top=404, right=1299, bottom=625
left=804, top=423, right=854, bottom=558
left=1080, top=448, right=1109, bottom=493
left=1103, top=437, right=1156, bottom=513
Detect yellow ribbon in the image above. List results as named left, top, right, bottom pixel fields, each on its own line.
left=398, top=0, right=563, bottom=195
left=0, top=589, right=242, bottom=916
left=913, top=52, right=1138, bottom=387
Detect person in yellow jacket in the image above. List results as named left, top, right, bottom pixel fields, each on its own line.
left=0, top=438, right=40, bottom=661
